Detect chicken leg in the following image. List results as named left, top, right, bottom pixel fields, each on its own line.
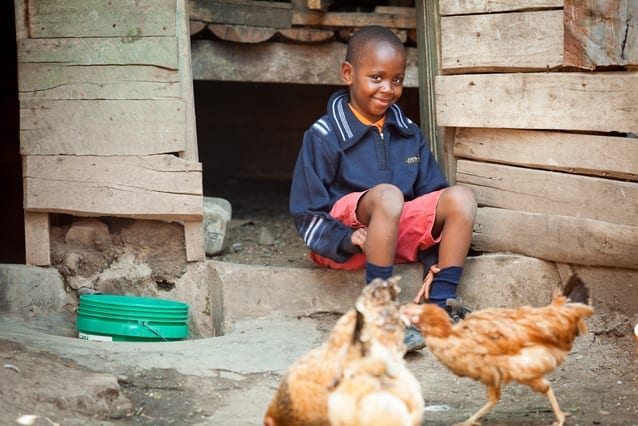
left=530, top=378, right=569, bottom=426
left=454, top=385, right=500, bottom=426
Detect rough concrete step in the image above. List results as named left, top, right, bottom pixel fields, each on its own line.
left=211, top=253, right=563, bottom=330
left=0, top=254, right=564, bottom=338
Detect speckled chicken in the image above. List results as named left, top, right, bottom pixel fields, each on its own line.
left=402, top=274, right=594, bottom=426
left=264, top=277, right=423, bottom=426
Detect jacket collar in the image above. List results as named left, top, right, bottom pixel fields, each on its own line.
left=326, top=89, right=415, bottom=149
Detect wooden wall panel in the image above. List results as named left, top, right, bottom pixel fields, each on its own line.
left=456, top=160, right=638, bottom=226
left=19, top=64, right=180, bottom=100
left=192, top=40, right=420, bottom=87
left=23, top=155, right=202, bottom=220
left=436, top=72, right=638, bottom=133
left=453, top=128, right=638, bottom=181
left=564, top=0, right=637, bottom=69
left=439, top=0, right=563, bottom=16
left=28, top=0, right=176, bottom=38
left=20, top=100, right=186, bottom=155
left=441, top=10, right=563, bottom=73
left=188, top=0, right=292, bottom=28
left=17, top=37, right=178, bottom=68
left=473, top=207, right=638, bottom=269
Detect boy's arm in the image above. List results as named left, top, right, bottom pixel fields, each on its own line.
left=289, top=129, right=361, bottom=263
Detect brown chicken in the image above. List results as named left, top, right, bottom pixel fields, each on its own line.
left=264, top=277, right=423, bottom=426
left=401, top=274, right=594, bottom=426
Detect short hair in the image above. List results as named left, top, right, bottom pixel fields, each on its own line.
left=345, top=25, right=405, bottom=65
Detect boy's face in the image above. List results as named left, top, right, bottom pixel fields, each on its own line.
left=341, top=42, right=406, bottom=123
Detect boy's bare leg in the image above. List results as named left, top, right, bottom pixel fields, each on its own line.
left=414, top=186, right=476, bottom=303
left=355, top=183, right=403, bottom=267
left=432, top=185, right=476, bottom=268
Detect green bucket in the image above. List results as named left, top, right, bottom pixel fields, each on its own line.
left=76, top=294, right=189, bottom=342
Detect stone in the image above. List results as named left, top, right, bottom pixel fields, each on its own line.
left=0, top=264, right=67, bottom=314
left=65, top=218, right=110, bottom=248
left=203, top=197, right=232, bottom=256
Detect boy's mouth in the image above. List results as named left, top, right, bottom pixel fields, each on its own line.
left=374, top=97, right=393, bottom=107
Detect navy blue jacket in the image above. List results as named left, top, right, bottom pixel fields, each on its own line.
left=289, top=89, right=449, bottom=264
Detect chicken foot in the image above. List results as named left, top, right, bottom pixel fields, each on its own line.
left=453, top=385, right=500, bottom=426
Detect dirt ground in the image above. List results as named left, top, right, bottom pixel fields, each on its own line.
left=1, top=179, right=637, bottom=425
left=208, top=179, right=311, bottom=267
left=1, top=313, right=637, bottom=426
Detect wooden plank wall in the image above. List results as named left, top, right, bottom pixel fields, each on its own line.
left=16, top=0, right=204, bottom=264
left=435, top=0, right=638, bottom=271
left=188, top=0, right=420, bottom=86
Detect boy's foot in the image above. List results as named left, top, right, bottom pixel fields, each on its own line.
left=403, top=324, right=425, bottom=352
left=445, top=298, right=472, bottom=323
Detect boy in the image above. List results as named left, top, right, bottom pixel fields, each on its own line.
left=289, top=26, right=477, bottom=352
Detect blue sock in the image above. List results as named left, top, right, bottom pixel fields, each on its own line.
left=365, top=262, right=394, bottom=284
left=428, top=266, right=463, bottom=309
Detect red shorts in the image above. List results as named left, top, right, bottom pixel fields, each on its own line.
left=309, top=189, right=444, bottom=270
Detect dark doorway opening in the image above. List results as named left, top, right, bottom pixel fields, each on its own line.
left=194, top=80, right=421, bottom=214
left=0, top=0, right=25, bottom=264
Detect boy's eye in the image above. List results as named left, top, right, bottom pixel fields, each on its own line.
left=371, top=75, right=382, bottom=81
left=392, top=77, right=404, bottom=85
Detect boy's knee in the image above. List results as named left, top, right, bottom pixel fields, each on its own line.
left=369, top=184, right=404, bottom=216
left=443, top=185, right=477, bottom=219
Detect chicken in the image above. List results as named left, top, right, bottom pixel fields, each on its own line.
left=327, top=277, right=424, bottom=426
left=264, top=276, right=424, bottom=426
left=327, top=352, right=423, bottom=426
left=401, top=273, right=594, bottom=426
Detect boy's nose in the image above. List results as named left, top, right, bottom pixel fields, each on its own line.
left=380, top=82, right=393, bottom=94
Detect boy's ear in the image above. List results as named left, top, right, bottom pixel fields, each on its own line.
left=341, top=61, right=354, bottom=85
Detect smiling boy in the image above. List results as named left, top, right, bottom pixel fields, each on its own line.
left=289, top=26, right=477, bottom=352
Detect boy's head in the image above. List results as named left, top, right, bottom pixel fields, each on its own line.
left=342, top=26, right=407, bottom=123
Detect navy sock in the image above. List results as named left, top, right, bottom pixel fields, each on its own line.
left=365, top=262, right=394, bottom=284
left=428, top=266, right=463, bottom=309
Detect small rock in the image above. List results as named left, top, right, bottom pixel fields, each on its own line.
left=259, top=227, right=275, bottom=246
left=203, top=197, right=232, bottom=256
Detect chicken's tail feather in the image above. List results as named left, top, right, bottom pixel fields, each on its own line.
left=563, top=273, right=590, bottom=305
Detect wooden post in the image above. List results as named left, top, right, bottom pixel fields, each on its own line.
left=178, top=0, right=205, bottom=261
left=415, top=0, right=447, bottom=177
left=24, top=211, right=50, bottom=266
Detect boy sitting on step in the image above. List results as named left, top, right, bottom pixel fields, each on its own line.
left=289, top=25, right=477, bottom=352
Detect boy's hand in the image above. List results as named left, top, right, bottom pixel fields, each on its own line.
left=413, top=264, right=440, bottom=304
left=351, top=227, right=367, bottom=253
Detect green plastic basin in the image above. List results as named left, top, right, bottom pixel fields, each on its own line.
left=76, top=294, right=189, bottom=342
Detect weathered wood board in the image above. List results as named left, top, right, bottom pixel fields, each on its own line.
left=439, top=0, right=564, bottom=16
left=208, top=24, right=276, bottom=43
left=472, top=207, right=638, bottom=269
left=18, top=64, right=180, bottom=100
left=28, top=0, right=176, bottom=38
left=23, top=155, right=203, bottom=220
left=191, top=40, right=419, bottom=86
left=278, top=27, right=335, bottom=43
left=441, top=10, right=564, bottom=73
left=17, top=37, right=178, bottom=68
left=20, top=100, right=186, bottom=155
left=453, top=128, right=638, bottom=181
left=435, top=72, right=638, bottom=133
left=564, top=0, right=637, bottom=69
left=177, top=0, right=199, bottom=163
left=23, top=211, right=50, bottom=266
left=292, top=10, right=415, bottom=29
left=188, top=0, right=292, bottom=28
left=456, top=160, right=638, bottom=226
